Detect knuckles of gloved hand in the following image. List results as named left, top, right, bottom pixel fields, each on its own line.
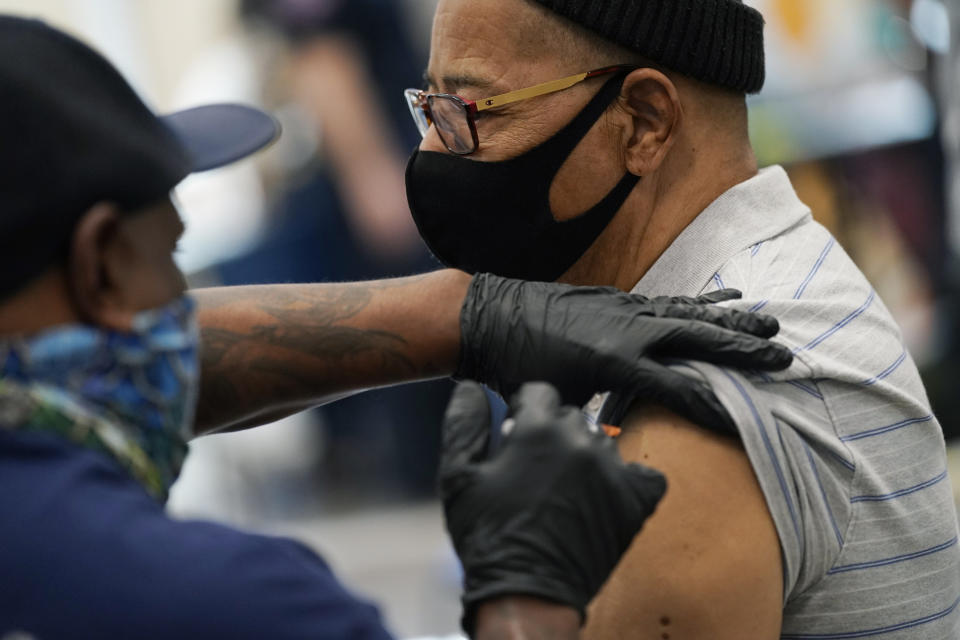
left=459, top=274, right=792, bottom=414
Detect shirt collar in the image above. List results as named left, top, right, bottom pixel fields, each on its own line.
left=631, top=165, right=811, bottom=296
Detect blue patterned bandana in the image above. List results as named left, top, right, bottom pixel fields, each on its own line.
left=0, top=297, right=200, bottom=500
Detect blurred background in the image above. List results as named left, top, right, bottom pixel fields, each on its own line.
left=0, top=0, right=957, bottom=637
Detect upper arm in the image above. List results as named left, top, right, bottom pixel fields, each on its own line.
left=584, top=405, right=783, bottom=640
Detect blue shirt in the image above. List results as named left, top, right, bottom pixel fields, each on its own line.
left=0, top=429, right=394, bottom=639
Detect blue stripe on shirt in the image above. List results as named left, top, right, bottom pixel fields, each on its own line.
left=713, top=272, right=725, bottom=290
left=794, top=238, right=836, bottom=300
left=719, top=370, right=802, bottom=543
left=840, top=415, right=934, bottom=442
left=801, top=439, right=844, bottom=547
left=787, top=380, right=824, bottom=400
left=860, top=349, right=907, bottom=387
left=826, top=449, right=857, bottom=472
left=750, top=372, right=823, bottom=400
left=780, top=595, right=960, bottom=639
left=827, top=536, right=958, bottom=575
left=850, top=470, right=947, bottom=503
left=800, top=290, right=876, bottom=352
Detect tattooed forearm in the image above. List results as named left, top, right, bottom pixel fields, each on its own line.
left=192, top=270, right=470, bottom=434
left=200, top=280, right=385, bottom=325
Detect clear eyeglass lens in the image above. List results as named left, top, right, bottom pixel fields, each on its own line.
left=427, top=95, right=476, bottom=155
left=404, top=89, right=431, bottom=137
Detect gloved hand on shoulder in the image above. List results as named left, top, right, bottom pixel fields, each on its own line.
left=457, top=273, right=793, bottom=431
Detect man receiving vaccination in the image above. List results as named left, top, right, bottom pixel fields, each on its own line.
left=403, top=0, right=960, bottom=638
left=0, top=14, right=794, bottom=640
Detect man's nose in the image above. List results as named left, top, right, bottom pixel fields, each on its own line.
left=420, top=125, right=449, bottom=154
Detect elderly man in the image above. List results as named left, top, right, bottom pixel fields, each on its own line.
left=403, top=0, right=960, bottom=637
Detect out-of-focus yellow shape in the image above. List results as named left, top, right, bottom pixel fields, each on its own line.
left=772, top=0, right=816, bottom=45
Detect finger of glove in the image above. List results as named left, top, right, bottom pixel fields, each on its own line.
left=696, top=289, right=743, bottom=304
left=647, top=320, right=793, bottom=370
left=620, top=359, right=738, bottom=434
left=646, top=295, right=699, bottom=306
left=647, top=289, right=743, bottom=307
left=441, top=381, right=493, bottom=474
left=509, top=382, right=563, bottom=432
left=555, top=404, right=601, bottom=450
left=652, top=304, right=780, bottom=338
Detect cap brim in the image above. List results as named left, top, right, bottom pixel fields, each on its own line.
left=161, top=104, right=280, bottom=173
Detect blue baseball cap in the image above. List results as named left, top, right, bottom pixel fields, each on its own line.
left=162, top=103, right=280, bottom=174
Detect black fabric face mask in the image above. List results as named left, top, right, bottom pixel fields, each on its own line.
left=405, top=73, right=641, bottom=282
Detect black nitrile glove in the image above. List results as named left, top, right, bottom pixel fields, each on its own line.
left=457, top=273, right=793, bottom=432
left=441, top=381, right=667, bottom=636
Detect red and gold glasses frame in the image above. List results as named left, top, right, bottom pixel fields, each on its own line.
left=404, top=64, right=637, bottom=155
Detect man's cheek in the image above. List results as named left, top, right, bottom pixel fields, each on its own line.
left=549, top=145, right=623, bottom=220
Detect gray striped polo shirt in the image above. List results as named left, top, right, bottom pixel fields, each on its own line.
left=627, top=166, right=960, bottom=638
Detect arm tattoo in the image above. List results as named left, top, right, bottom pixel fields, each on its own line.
left=195, top=280, right=426, bottom=432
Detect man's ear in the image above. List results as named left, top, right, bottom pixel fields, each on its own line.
left=67, top=202, right=134, bottom=330
left=619, top=68, right=682, bottom=177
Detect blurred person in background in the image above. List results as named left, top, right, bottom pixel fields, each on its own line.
left=0, top=15, right=795, bottom=638
left=225, top=0, right=450, bottom=502
left=403, top=0, right=960, bottom=637
left=925, top=0, right=960, bottom=437
left=236, top=0, right=425, bottom=271
left=939, top=0, right=960, bottom=247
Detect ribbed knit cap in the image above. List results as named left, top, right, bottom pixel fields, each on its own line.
left=531, top=0, right=766, bottom=93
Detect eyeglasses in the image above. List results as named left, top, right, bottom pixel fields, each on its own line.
left=404, top=65, right=636, bottom=156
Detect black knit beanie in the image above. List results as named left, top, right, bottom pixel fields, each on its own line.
left=531, top=0, right=766, bottom=93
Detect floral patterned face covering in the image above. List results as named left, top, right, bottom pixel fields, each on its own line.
left=0, top=297, right=200, bottom=501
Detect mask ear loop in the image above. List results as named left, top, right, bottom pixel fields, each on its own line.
left=522, top=69, right=635, bottom=175
left=541, top=70, right=642, bottom=222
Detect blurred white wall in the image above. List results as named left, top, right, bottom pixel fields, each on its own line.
left=0, top=0, right=240, bottom=109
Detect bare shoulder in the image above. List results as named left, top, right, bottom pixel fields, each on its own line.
left=584, top=404, right=783, bottom=640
